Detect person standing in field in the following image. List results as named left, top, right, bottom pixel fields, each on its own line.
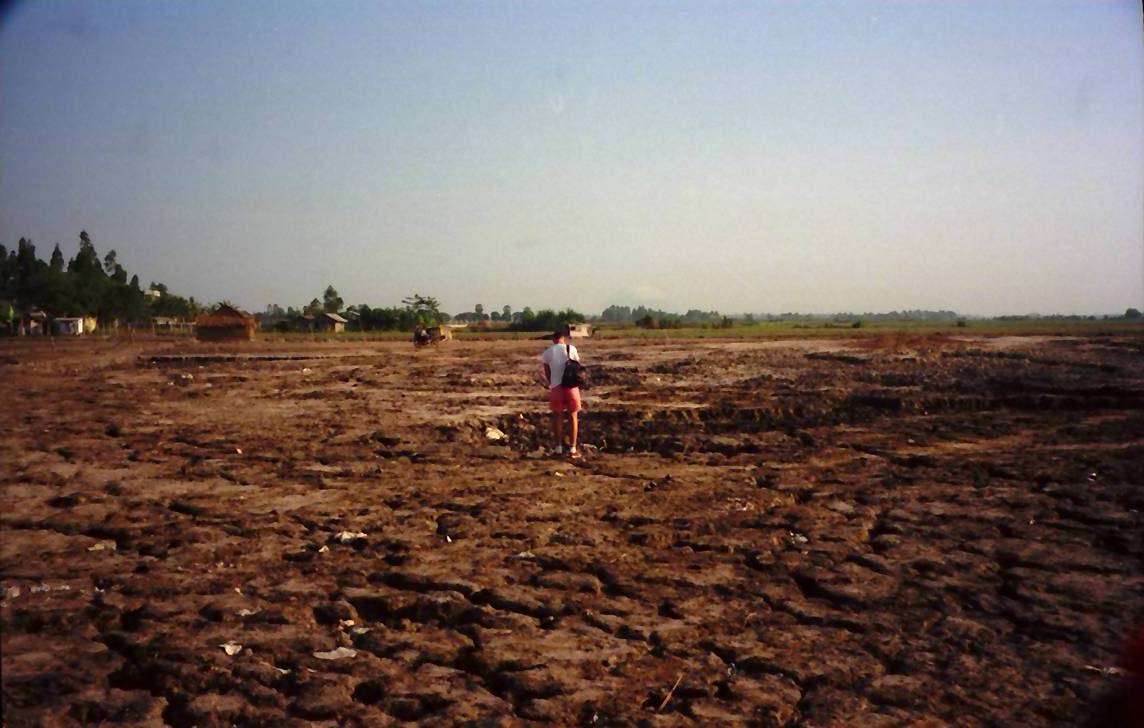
left=540, top=326, right=583, bottom=459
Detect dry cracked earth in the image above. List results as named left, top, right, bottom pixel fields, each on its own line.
left=2, top=333, right=1142, bottom=727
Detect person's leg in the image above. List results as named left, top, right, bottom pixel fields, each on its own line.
left=552, top=411, right=564, bottom=451
left=548, top=387, right=564, bottom=452
left=567, top=387, right=582, bottom=456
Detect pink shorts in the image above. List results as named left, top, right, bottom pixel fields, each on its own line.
left=549, top=386, right=582, bottom=413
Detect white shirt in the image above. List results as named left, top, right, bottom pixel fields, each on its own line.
left=541, top=342, right=581, bottom=388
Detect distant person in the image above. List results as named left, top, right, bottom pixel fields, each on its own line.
left=540, top=326, right=583, bottom=458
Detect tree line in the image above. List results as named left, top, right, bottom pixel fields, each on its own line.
left=600, top=305, right=730, bottom=329
left=263, top=287, right=589, bottom=333
left=1, top=232, right=197, bottom=328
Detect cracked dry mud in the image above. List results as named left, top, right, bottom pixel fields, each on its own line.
left=2, top=333, right=1142, bottom=727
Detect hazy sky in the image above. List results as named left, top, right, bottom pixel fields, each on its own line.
left=2, top=1, right=1141, bottom=316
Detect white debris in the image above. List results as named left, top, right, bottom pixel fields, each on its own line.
left=1084, top=664, right=1124, bottom=678
left=87, top=540, right=117, bottom=552
left=484, top=427, right=507, bottom=441
left=313, top=647, right=356, bottom=660
left=349, top=626, right=372, bottom=637
left=237, top=608, right=261, bottom=617
left=2, top=586, right=20, bottom=600
left=318, top=545, right=330, bottom=553
left=29, top=583, right=71, bottom=594
left=335, top=531, right=367, bottom=543
left=220, top=642, right=243, bottom=656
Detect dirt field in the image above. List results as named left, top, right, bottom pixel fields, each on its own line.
left=2, top=333, right=1142, bottom=727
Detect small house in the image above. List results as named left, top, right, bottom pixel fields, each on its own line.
left=195, top=304, right=255, bottom=342
left=569, top=323, right=594, bottom=338
left=292, top=314, right=317, bottom=332
left=20, top=310, right=48, bottom=336
left=315, top=312, right=347, bottom=333
left=53, top=317, right=85, bottom=335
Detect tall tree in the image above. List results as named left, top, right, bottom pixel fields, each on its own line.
left=0, top=244, right=14, bottom=306
left=68, top=231, right=107, bottom=318
left=323, top=285, right=343, bottom=313
left=68, top=231, right=101, bottom=277
left=14, top=238, right=44, bottom=311
left=49, top=244, right=65, bottom=272
left=402, top=293, right=444, bottom=327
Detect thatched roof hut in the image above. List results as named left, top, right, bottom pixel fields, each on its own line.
left=195, top=304, right=255, bottom=342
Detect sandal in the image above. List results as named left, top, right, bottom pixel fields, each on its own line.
left=569, top=448, right=583, bottom=460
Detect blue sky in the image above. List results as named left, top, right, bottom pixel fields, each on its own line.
left=1, top=1, right=1141, bottom=315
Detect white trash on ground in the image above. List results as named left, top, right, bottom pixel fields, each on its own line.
left=484, top=427, right=507, bottom=441
left=313, top=647, right=356, bottom=660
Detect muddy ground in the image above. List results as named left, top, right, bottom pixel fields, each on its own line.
left=2, top=333, right=1142, bottom=727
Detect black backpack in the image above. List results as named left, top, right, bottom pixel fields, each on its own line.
left=560, top=344, right=588, bottom=389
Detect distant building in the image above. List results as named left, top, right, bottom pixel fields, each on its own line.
left=569, top=323, right=594, bottom=338
left=315, top=312, right=347, bottom=333
left=20, top=310, right=48, bottom=336
left=53, top=317, right=85, bottom=335
left=291, top=314, right=317, bottom=332
left=292, top=312, right=347, bottom=333
left=195, top=304, right=255, bottom=342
